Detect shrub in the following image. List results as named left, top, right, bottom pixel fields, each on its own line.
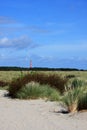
left=8, top=72, right=68, bottom=97
left=0, top=80, right=9, bottom=87
left=15, top=82, right=60, bottom=101
left=65, top=74, right=76, bottom=79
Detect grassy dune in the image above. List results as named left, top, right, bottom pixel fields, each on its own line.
left=0, top=70, right=87, bottom=112
left=0, top=70, right=87, bottom=82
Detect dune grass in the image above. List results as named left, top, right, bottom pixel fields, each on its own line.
left=8, top=72, right=68, bottom=97
left=62, top=85, right=87, bottom=112
left=0, top=70, right=87, bottom=112
left=15, top=82, right=60, bottom=101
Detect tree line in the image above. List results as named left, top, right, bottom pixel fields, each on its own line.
left=0, top=66, right=85, bottom=71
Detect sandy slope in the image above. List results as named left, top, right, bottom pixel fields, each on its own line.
left=0, top=90, right=87, bottom=130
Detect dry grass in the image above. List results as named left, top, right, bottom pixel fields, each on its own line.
left=0, top=71, right=28, bottom=82
left=0, top=70, right=87, bottom=82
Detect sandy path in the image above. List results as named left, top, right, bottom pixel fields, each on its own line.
left=0, top=90, right=87, bottom=130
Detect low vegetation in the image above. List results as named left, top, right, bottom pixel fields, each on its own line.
left=15, top=82, right=60, bottom=101
left=0, top=70, right=87, bottom=113
left=8, top=72, right=68, bottom=97
left=0, top=80, right=9, bottom=87
left=71, top=79, right=86, bottom=88
left=62, top=80, right=87, bottom=112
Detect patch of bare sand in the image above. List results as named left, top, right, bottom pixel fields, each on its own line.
left=0, top=90, right=87, bottom=130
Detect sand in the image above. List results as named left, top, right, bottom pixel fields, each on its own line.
left=0, top=90, right=87, bottom=130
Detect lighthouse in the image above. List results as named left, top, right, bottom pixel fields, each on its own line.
left=30, top=60, right=32, bottom=68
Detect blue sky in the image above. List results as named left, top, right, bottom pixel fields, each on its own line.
left=0, top=0, right=87, bottom=69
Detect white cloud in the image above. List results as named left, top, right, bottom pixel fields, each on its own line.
left=0, top=36, right=35, bottom=49
left=0, top=37, right=8, bottom=43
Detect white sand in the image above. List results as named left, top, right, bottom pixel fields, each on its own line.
left=0, top=90, right=87, bottom=130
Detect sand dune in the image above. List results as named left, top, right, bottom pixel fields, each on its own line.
left=0, top=90, right=87, bottom=130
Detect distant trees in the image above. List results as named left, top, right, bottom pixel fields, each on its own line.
left=0, top=66, right=84, bottom=71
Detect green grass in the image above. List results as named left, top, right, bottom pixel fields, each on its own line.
left=78, top=87, right=87, bottom=110
left=15, top=82, right=60, bottom=101
left=0, top=86, right=9, bottom=90
left=71, top=79, right=86, bottom=88
left=62, top=85, right=87, bottom=112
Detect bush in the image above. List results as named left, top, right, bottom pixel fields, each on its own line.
left=15, top=82, right=60, bottom=101
left=0, top=80, right=9, bottom=87
left=8, top=72, right=68, bottom=97
left=65, top=74, right=76, bottom=79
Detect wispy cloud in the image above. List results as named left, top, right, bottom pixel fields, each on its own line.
left=0, top=16, right=72, bottom=36
left=42, top=42, right=87, bottom=51
left=26, top=54, right=87, bottom=69
left=0, top=16, right=17, bottom=35
left=45, top=21, right=75, bottom=35
left=30, top=41, right=87, bottom=60
left=0, top=24, right=50, bottom=36
left=28, top=26, right=50, bottom=34
left=46, top=22, right=57, bottom=26
left=0, top=36, right=36, bottom=49
left=46, top=22, right=74, bottom=27
left=0, top=16, right=16, bottom=24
